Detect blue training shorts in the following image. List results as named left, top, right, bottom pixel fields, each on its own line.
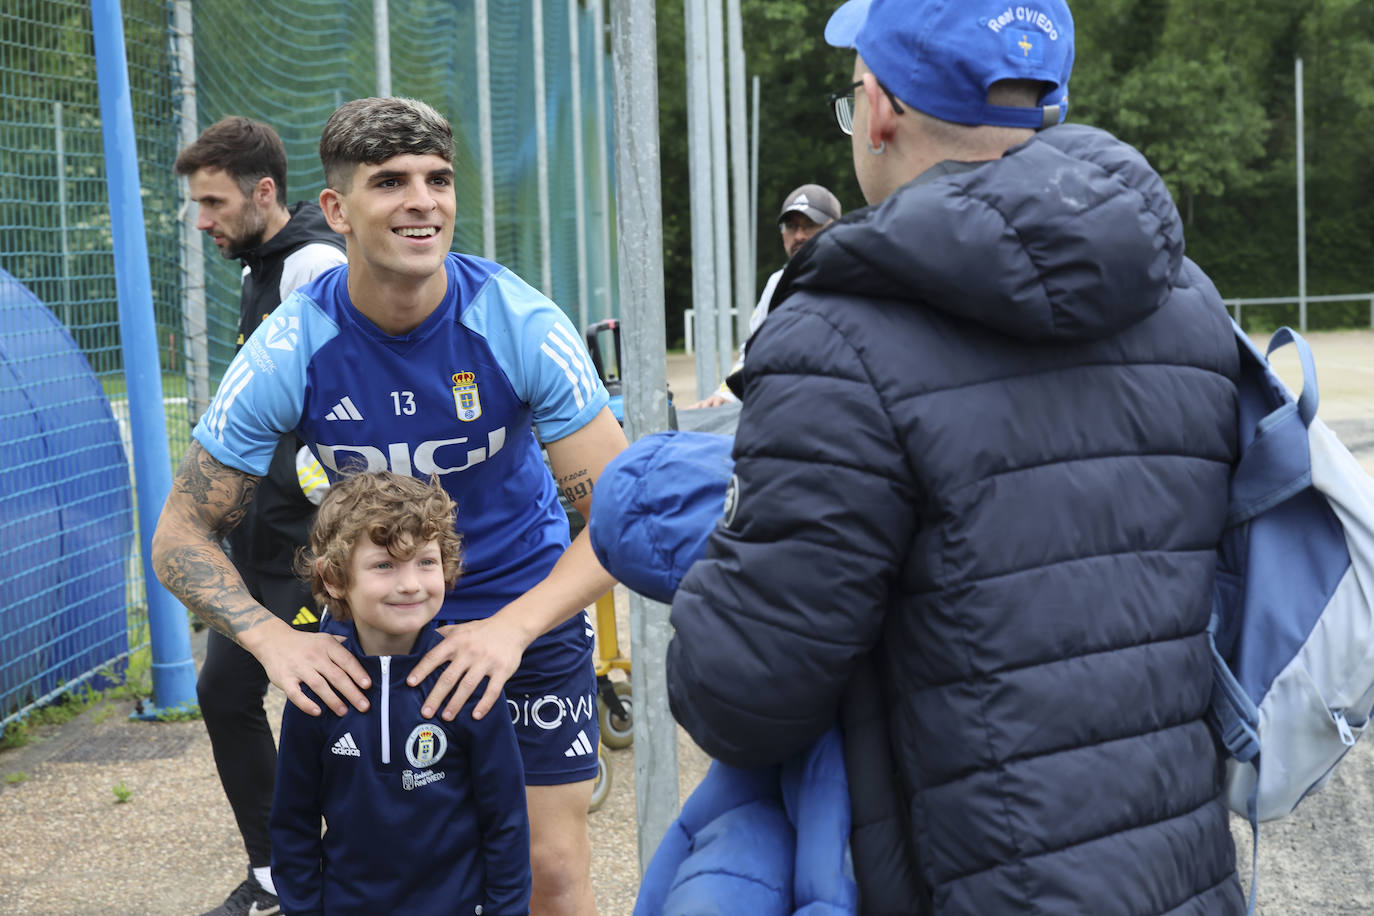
left=503, top=656, right=600, bottom=786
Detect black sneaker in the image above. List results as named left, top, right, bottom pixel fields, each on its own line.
left=198, top=870, right=281, bottom=916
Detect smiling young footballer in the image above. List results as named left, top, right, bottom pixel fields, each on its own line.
left=154, top=97, right=626, bottom=916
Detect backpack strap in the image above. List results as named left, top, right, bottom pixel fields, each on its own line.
left=1244, top=783, right=1261, bottom=916
left=1207, top=614, right=1264, bottom=916
left=1206, top=615, right=1260, bottom=763
left=1263, top=327, right=1318, bottom=427
left=1226, top=324, right=1319, bottom=527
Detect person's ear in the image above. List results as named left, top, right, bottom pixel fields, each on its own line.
left=253, top=176, right=277, bottom=209
left=319, top=560, right=345, bottom=600
left=862, top=72, right=898, bottom=149
left=319, top=186, right=350, bottom=236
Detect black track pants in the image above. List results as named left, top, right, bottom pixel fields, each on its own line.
left=197, top=568, right=318, bottom=868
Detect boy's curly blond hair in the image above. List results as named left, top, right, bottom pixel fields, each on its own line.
left=299, top=471, right=463, bottom=622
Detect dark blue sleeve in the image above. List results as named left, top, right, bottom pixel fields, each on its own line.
left=269, top=701, right=326, bottom=916
left=667, top=303, right=918, bottom=768
left=456, top=695, right=531, bottom=915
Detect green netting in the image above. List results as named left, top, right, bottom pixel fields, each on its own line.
left=0, top=0, right=618, bottom=727
left=189, top=0, right=619, bottom=394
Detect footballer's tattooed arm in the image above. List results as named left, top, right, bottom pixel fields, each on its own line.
left=151, top=440, right=268, bottom=642
left=557, top=467, right=593, bottom=509
left=154, top=441, right=372, bottom=716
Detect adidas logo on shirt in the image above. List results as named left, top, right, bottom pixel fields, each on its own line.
left=564, top=729, right=595, bottom=758
left=331, top=733, right=361, bottom=757
left=292, top=607, right=319, bottom=627
left=325, top=397, right=364, bottom=421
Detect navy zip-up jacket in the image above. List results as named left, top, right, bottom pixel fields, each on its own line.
left=668, top=124, right=1246, bottom=914
left=270, top=623, right=530, bottom=915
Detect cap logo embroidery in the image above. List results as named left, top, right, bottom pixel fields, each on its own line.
left=1012, top=30, right=1044, bottom=64
left=827, top=0, right=1072, bottom=129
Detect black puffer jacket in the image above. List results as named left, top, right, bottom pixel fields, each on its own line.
left=667, top=124, right=1245, bottom=915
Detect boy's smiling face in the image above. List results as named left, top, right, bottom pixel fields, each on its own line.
left=330, top=538, right=446, bottom=656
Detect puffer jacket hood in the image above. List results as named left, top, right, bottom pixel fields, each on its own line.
left=784, top=123, right=1184, bottom=342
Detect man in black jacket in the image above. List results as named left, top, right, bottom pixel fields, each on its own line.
left=667, top=1, right=1246, bottom=914
left=174, top=116, right=345, bottom=916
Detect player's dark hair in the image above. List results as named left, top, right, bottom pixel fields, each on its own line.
left=173, top=116, right=288, bottom=206
left=319, top=97, right=454, bottom=192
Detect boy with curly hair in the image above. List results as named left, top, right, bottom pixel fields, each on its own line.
left=269, top=471, right=530, bottom=916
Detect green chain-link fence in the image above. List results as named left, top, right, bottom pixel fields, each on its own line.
left=1, top=0, right=618, bottom=727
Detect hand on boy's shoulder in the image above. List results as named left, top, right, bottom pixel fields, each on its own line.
left=254, top=624, right=372, bottom=718
left=407, top=617, right=528, bottom=724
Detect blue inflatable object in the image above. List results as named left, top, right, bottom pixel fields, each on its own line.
left=0, top=269, right=134, bottom=718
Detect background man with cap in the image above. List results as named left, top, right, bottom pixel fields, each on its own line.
left=666, top=1, right=1246, bottom=914
left=686, top=183, right=841, bottom=408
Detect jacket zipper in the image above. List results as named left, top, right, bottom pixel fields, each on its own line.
left=380, top=656, right=392, bottom=764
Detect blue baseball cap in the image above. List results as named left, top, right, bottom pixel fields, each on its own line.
left=825, top=0, right=1074, bottom=130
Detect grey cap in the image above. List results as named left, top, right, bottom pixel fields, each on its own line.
left=777, top=184, right=842, bottom=226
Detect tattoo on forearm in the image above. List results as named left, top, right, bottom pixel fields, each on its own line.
left=153, top=441, right=269, bottom=642
left=156, top=546, right=274, bottom=641
left=558, top=467, right=593, bottom=505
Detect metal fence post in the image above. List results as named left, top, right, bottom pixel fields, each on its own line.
left=532, top=0, right=553, bottom=297
left=609, top=0, right=679, bottom=874
left=569, top=0, right=589, bottom=332
left=1295, top=57, right=1307, bottom=333
left=706, top=0, right=733, bottom=379
left=54, top=102, right=74, bottom=330
left=374, top=0, right=391, bottom=96
left=684, top=0, right=718, bottom=397
left=727, top=0, right=751, bottom=348
left=750, top=74, right=760, bottom=313
left=476, top=0, right=496, bottom=261
left=592, top=0, right=615, bottom=322
left=172, top=0, right=209, bottom=421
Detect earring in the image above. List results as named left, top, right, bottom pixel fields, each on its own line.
left=868, top=139, right=886, bottom=156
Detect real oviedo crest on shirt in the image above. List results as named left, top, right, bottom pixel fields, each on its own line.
left=406, top=722, right=448, bottom=768
left=452, top=371, right=481, bottom=422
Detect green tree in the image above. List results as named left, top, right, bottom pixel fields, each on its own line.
left=654, top=0, right=859, bottom=347
left=649, top=0, right=1374, bottom=336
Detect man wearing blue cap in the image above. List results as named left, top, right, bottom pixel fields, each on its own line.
left=666, top=1, right=1246, bottom=914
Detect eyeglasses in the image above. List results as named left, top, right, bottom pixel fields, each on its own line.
left=826, top=78, right=906, bottom=136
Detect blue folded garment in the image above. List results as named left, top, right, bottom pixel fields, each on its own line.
left=588, top=430, right=735, bottom=604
